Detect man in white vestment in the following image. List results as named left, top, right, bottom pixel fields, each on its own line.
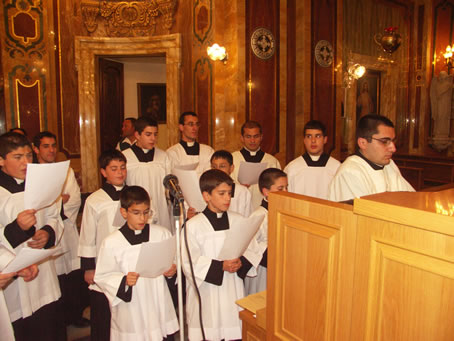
left=328, top=114, right=414, bottom=202
left=166, top=111, right=214, bottom=176
left=231, top=121, right=281, bottom=209
left=33, top=131, right=89, bottom=327
left=284, top=120, right=340, bottom=200
left=116, top=117, right=137, bottom=151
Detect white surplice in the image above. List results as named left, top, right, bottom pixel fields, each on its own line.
left=0, top=248, right=16, bottom=341
left=166, top=142, right=214, bottom=177
left=229, top=182, right=252, bottom=217
left=94, top=225, right=179, bottom=341
left=231, top=150, right=281, bottom=209
left=181, top=211, right=260, bottom=341
left=244, top=204, right=268, bottom=295
left=0, top=186, right=61, bottom=322
left=328, top=155, right=415, bottom=202
left=78, top=186, right=123, bottom=292
left=54, top=167, right=81, bottom=275
left=123, top=147, right=171, bottom=230
left=284, top=154, right=340, bottom=200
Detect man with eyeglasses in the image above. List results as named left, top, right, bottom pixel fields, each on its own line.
left=231, top=121, right=281, bottom=209
left=328, top=114, right=414, bottom=202
left=166, top=111, right=214, bottom=176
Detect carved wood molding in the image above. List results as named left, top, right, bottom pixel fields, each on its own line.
left=80, top=0, right=177, bottom=36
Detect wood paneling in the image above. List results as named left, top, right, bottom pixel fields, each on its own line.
left=246, top=0, right=279, bottom=154
left=286, top=0, right=296, bottom=163
left=312, top=0, right=337, bottom=154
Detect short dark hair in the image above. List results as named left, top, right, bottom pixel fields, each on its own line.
left=258, top=168, right=287, bottom=192
left=179, top=111, right=198, bottom=125
left=99, top=149, right=127, bottom=170
left=356, top=114, right=394, bottom=141
left=210, top=150, right=233, bottom=165
left=33, top=131, right=57, bottom=148
left=303, top=120, right=326, bottom=136
left=120, top=185, right=150, bottom=209
left=200, top=169, right=233, bottom=194
left=9, top=127, right=27, bottom=136
left=241, top=121, right=262, bottom=135
left=134, top=117, right=158, bottom=134
left=0, top=132, right=32, bottom=158
left=124, top=117, right=137, bottom=125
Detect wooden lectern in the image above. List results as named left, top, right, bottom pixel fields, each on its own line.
left=242, top=189, right=454, bottom=340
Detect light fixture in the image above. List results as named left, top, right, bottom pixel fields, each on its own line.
left=343, top=62, right=365, bottom=89
left=207, top=44, right=228, bottom=64
left=444, top=45, right=453, bottom=74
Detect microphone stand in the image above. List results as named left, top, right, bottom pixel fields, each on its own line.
left=170, top=193, right=185, bottom=340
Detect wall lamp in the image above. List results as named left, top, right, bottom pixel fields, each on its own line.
left=207, top=44, right=228, bottom=64
left=344, top=62, right=366, bottom=89
left=444, top=45, right=453, bottom=74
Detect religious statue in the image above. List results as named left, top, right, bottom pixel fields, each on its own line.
left=430, top=71, right=453, bottom=152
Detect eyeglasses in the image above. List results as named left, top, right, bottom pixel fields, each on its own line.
left=128, top=209, right=153, bottom=218
left=370, top=137, right=396, bottom=146
left=184, top=122, right=201, bottom=127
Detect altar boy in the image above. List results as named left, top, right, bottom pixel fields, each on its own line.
left=182, top=169, right=260, bottom=341
left=95, top=186, right=179, bottom=340
left=245, top=168, right=288, bottom=295
left=78, top=149, right=127, bottom=341
left=0, top=132, right=64, bottom=340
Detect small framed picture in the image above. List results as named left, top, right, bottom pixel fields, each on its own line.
left=356, top=69, right=381, bottom=122
left=137, top=83, right=166, bottom=123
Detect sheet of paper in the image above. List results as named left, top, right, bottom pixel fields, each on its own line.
left=237, top=161, right=268, bottom=185
left=112, top=202, right=125, bottom=227
left=173, top=163, right=198, bottom=171
left=135, top=235, right=176, bottom=278
left=236, top=290, right=267, bottom=314
left=2, top=247, right=61, bottom=274
left=24, top=161, right=70, bottom=210
left=217, top=214, right=265, bottom=260
left=172, top=168, right=206, bottom=212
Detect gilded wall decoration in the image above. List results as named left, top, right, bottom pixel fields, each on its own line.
left=193, top=0, right=211, bottom=44
left=3, top=0, right=45, bottom=59
left=193, top=57, right=212, bottom=144
left=80, top=0, right=177, bottom=37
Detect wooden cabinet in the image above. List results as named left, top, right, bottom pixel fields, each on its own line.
left=265, top=189, right=454, bottom=341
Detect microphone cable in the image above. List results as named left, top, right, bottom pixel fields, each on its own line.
left=182, top=208, right=207, bottom=340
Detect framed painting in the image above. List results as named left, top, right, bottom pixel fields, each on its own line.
left=137, top=83, right=166, bottom=123
left=356, top=69, right=381, bottom=122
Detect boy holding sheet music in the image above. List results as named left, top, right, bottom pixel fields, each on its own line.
left=245, top=168, right=288, bottom=295
left=211, top=150, right=252, bottom=217
left=181, top=169, right=262, bottom=341
left=0, top=132, right=65, bottom=340
left=78, top=149, right=128, bottom=341
left=122, top=117, right=171, bottom=230
left=94, top=185, right=178, bottom=340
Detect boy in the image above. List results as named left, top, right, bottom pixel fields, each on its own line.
left=211, top=150, right=252, bottom=217
left=78, top=149, right=128, bottom=341
left=0, top=132, right=64, bottom=340
left=245, top=168, right=288, bottom=295
left=94, top=186, right=179, bottom=340
left=284, top=120, right=340, bottom=200
left=122, top=117, right=171, bottom=230
left=182, top=169, right=260, bottom=341
left=33, top=131, right=88, bottom=327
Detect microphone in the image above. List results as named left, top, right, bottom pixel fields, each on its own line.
left=163, top=174, right=185, bottom=202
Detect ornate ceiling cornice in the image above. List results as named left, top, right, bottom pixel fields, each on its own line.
left=80, top=0, right=177, bottom=36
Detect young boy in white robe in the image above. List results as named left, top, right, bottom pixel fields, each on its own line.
left=78, top=149, right=128, bottom=341
left=211, top=150, right=252, bottom=217
left=182, top=169, right=260, bottom=341
left=95, top=185, right=179, bottom=341
left=284, top=120, right=340, bottom=200
left=122, top=117, right=171, bottom=230
left=0, top=132, right=65, bottom=340
left=245, top=168, right=288, bottom=295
